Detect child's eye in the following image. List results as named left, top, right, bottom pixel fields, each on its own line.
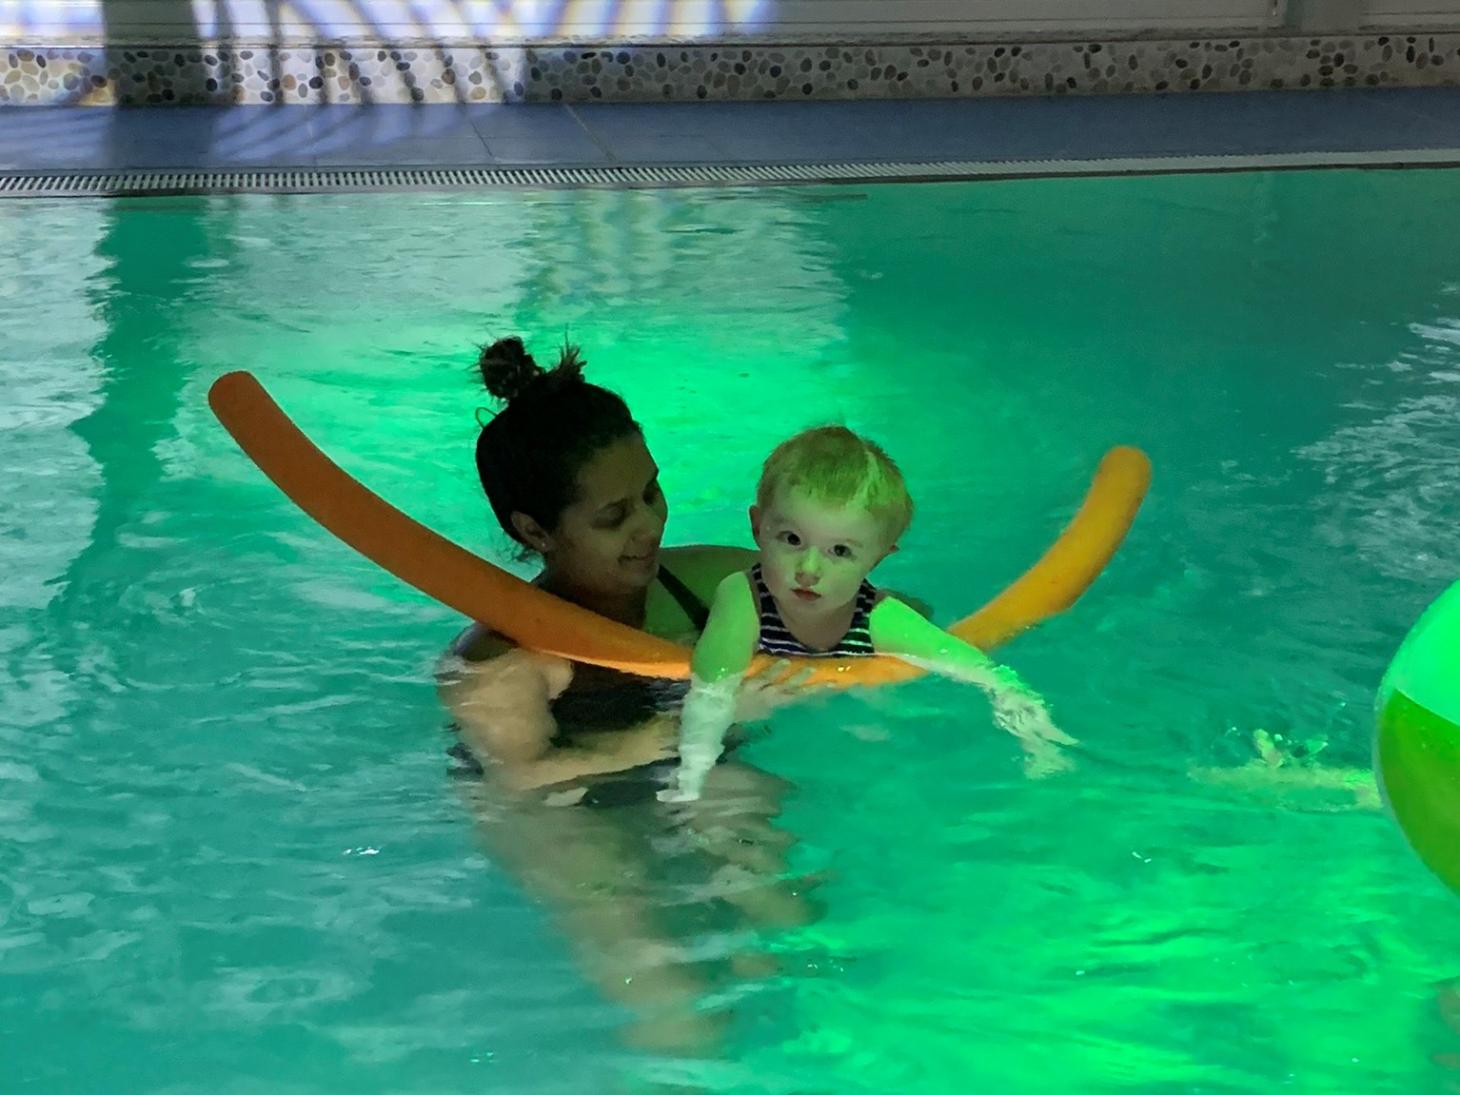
left=832, top=544, right=855, bottom=559
left=779, top=531, right=802, bottom=547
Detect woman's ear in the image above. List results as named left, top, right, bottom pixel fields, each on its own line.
left=510, top=511, right=554, bottom=554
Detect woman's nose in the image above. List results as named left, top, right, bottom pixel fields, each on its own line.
left=633, top=501, right=665, bottom=539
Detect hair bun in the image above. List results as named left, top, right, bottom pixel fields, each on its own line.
left=478, top=337, right=544, bottom=403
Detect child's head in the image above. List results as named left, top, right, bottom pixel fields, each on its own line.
left=750, top=426, right=913, bottom=614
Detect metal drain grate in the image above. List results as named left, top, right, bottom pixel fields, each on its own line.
left=0, top=161, right=1023, bottom=197
left=4, top=150, right=1460, bottom=197
left=0, top=162, right=964, bottom=197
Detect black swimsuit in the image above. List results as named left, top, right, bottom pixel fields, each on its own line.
left=542, top=566, right=709, bottom=739
left=448, top=567, right=711, bottom=787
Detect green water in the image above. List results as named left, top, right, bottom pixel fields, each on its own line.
left=3, top=172, right=1460, bottom=1092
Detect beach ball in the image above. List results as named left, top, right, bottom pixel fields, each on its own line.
left=1375, top=578, right=1460, bottom=895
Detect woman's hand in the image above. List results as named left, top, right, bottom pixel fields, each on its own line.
left=734, top=661, right=814, bottom=723
left=606, top=715, right=680, bottom=769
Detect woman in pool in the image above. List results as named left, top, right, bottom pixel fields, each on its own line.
left=436, top=336, right=820, bottom=1052
left=438, top=335, right=802, bottom=788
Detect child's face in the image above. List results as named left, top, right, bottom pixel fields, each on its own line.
left=751, top=487, right=896, bottom=615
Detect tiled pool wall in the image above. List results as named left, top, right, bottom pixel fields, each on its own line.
left=3, top=31, right=1458, bottom=106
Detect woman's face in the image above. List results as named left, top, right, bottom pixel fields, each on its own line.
left=544, top=433, right=668, bottom=596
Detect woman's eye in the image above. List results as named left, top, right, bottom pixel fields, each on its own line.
left=643, top=481, right=662, bottom=503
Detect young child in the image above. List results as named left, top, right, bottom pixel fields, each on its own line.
left=659, top=426, right=1076, bottom=803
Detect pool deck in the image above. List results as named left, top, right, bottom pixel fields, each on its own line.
left=1, top=87, right=1458, bottom=174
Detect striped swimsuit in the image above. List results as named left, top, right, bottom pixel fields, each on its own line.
left=750, top=563, right=879, bottom=657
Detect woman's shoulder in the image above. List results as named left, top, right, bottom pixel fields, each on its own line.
left=661, top=544, right=757, bottom=602
left=446, top=622, right=570, bottom=676
left=439, top=624, right=574, bottom=700
left=449, top=622, right=515, bottom=663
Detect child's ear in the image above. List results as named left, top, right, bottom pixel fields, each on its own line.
left=748, top=505, right=762, bottom=539
left=880, top=542, right=900, bottom=561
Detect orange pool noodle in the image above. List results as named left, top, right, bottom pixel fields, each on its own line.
left=209, top=371, right=1150, bottom=686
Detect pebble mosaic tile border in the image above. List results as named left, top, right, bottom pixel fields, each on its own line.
left=2, top=32, right=1456, bottom=106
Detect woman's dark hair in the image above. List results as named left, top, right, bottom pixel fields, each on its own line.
left=474, top=336, right=641, bottom=547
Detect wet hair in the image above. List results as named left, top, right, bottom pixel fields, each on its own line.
left=756, top=425, right=914, bottom=542
left=474, top=336, right=641, bottom=547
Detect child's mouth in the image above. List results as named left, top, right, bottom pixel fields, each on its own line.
left=792, top=589, right=821, bottom=602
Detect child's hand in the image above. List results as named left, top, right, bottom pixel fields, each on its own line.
left=657, top=765, right=708, bottom=804
left=1020, top=738, right=1077, bottom=779
left=656, top=743, right=719, bottom=804
left=990, top=689, right=1078, bottom=777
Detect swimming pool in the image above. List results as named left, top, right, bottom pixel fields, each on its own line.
left=4, top=170, right=1460, bottom=1092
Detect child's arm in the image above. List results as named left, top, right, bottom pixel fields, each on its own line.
left=869, top=597, right=1077, bottom=767
left=657, top=573, right=760, bottom=802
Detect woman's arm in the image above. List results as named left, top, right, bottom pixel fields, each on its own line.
left=437, top=648, right=675, bottom=792
left=658, top=545, right=756, bottom=604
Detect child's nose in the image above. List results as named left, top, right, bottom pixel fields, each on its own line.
left=796, top=550, right=822, bottom=582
